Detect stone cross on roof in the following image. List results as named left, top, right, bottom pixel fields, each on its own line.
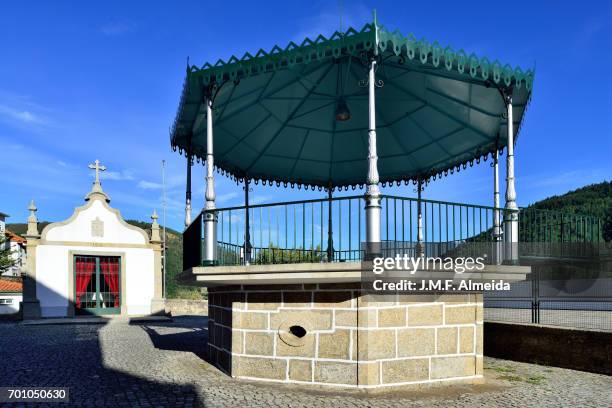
left=85, top=159, right=110, bottom=203
left=88, top=159, right=106, bottom=184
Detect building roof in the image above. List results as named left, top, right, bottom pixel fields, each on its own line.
left=0, top=212, right=9, bottom=218
left=170, top=16, right=534, bottom=188
left=5, top=230, right=26, bottom=244
left=0, top=278, right=22, bottom=293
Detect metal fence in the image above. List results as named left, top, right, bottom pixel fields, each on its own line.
left=484, top=248, right=612, bottom=331
left=183, top=195, right=603, bottom=268
left=185, top=195, right=525, bottom=267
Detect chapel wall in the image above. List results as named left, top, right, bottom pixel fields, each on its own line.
left=35, top=244, right=155, bottom=317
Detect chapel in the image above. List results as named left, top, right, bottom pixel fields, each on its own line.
left=20, top=160, right=164, bottom=319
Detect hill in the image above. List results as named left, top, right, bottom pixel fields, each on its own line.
left=525, top=181, right=611, bottom=241
left=6, top=220, right=202, bottom=299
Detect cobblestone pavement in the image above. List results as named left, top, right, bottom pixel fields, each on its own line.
left=0, top=317, right=609, bottom=407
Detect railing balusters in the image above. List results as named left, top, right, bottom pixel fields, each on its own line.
left=348, top=198, right=353, bottom=259
left=339, top=199, right=343, bottom=258
left=189, top=194, right=602, bottom=266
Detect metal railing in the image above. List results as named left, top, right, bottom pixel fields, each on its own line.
left=180, top=194, right=605, bottom=268
left=485, top=248, right=612, bottom=331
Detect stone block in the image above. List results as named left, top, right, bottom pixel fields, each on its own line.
left=445, top=305, right=476, bottom=324
left=335, top=309, right=357, bottom=327
left=407, top=304, right=443, bottom=326
left=231, top=330, right=243, bottom=354
left=378, top=307, right=407, bottom=327
left=397, top=328, right=435, bottom=357
left=437, top=327, right=458, bottom=355
left=233, top=311, right=268, bottom=330
left=381, top=358, right=429, bottom=384
left=357, top=308, right=378, bottom=327
left=476, top=355, right=483, bottom=375
left=247, top=292, right=282, bottom=311
left=276, top=333, right=315, bottom=358
left=476, top=304, right=483, bottom=322
left=358, top=293, right=396, bottom=307
left=318, top=329, right=350, bottom=359
left=476, top=323, right=483, bottom=354
left=313, top=291, right=353, bottom=308
left=358, top=329, right=395, bottom=360
left=314, top=361, right=357, bottom=385
left=358, top=362, right=380, bottom=386
left=221, top=326, right=231, bottom=350
left=430, top=356, right=476, bottom=379
left=459, top=326, right=475, bottom=354
left=436, top=294, right=471, bottom=304
left=270, top=309, right=332, bottom=331
left=288, top=359, right=312, bottom=382
left=282, top=291, right=311, bottom=308
left=244, top=332, right=274, bottom=356
left=234, top=356, right=287, bottom=380
left=218, top=349, right=231, bottom=373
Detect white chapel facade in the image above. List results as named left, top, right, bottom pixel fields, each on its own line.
left=21, top=160, right=164, bottom=319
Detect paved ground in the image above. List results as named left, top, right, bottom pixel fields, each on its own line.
left=0, top=316, right=609, bottom=407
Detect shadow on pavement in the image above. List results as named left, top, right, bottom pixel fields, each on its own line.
left=137, top=315, right=209, bottom=361
left=0, top=318, right=203, bottom=407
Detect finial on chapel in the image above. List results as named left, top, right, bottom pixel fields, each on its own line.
left=26, top=200, right=39, bottom=238
left=151, top=209, right=161, bottom=243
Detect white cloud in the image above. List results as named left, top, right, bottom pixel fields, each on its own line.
left=217, top=191, right=239, bottom=204
left=293, top=4, right=371, bottom=42
left=251, top=195, right=270, bottom=205
left=0, top=104, right=48, bottom=126
left=100, top=170, right=135, bottom=181
left=138, top=180, right=163, bottom=190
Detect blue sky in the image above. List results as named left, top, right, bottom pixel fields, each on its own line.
left=1, top=1, right=610, bottom=232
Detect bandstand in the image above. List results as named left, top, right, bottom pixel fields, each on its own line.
left=170, top=14, right=539, bottom=389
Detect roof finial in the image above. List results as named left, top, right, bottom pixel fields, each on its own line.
left=372, top=9, right=379, bottom=56
left=150, top=209, right=161, bottom=243
left=26, top=200, right=39, bottom=238
left=85, top=159, right=110, bottom=202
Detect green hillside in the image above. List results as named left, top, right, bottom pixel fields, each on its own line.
left=525, top=181, right=611, bottom=241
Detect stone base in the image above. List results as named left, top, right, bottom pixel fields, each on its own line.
left=150, top=298, right=167, bottom=315
left=207, top=284, right=483, bottom=389
left=20, top=300, right=42, bottom=320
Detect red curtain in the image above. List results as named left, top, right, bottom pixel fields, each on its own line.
left=75, top=258, right=94, bottom=308
left=101, top=259, right=120, bottom=307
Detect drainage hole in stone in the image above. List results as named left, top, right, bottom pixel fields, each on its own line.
left=289, top=325, right=307, bottom=338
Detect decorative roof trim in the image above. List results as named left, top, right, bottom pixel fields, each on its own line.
left=170, top=18, right=534, bottom=145
left=169, top=15, right=535, bottom=190
left=40, top=194, right=150, bottom=244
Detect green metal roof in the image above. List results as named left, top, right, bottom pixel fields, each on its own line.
left=170, top=18, right=534, bottom=189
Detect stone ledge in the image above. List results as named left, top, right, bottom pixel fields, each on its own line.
left=184, top=262, right=530, bottom=286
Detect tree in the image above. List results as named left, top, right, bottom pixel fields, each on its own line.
left=0, top=235, right=15, bottom=274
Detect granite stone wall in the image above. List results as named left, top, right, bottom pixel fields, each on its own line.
left=165, top=299, right=208, bottom=316
left=207, top=283, right=483, bottom=388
